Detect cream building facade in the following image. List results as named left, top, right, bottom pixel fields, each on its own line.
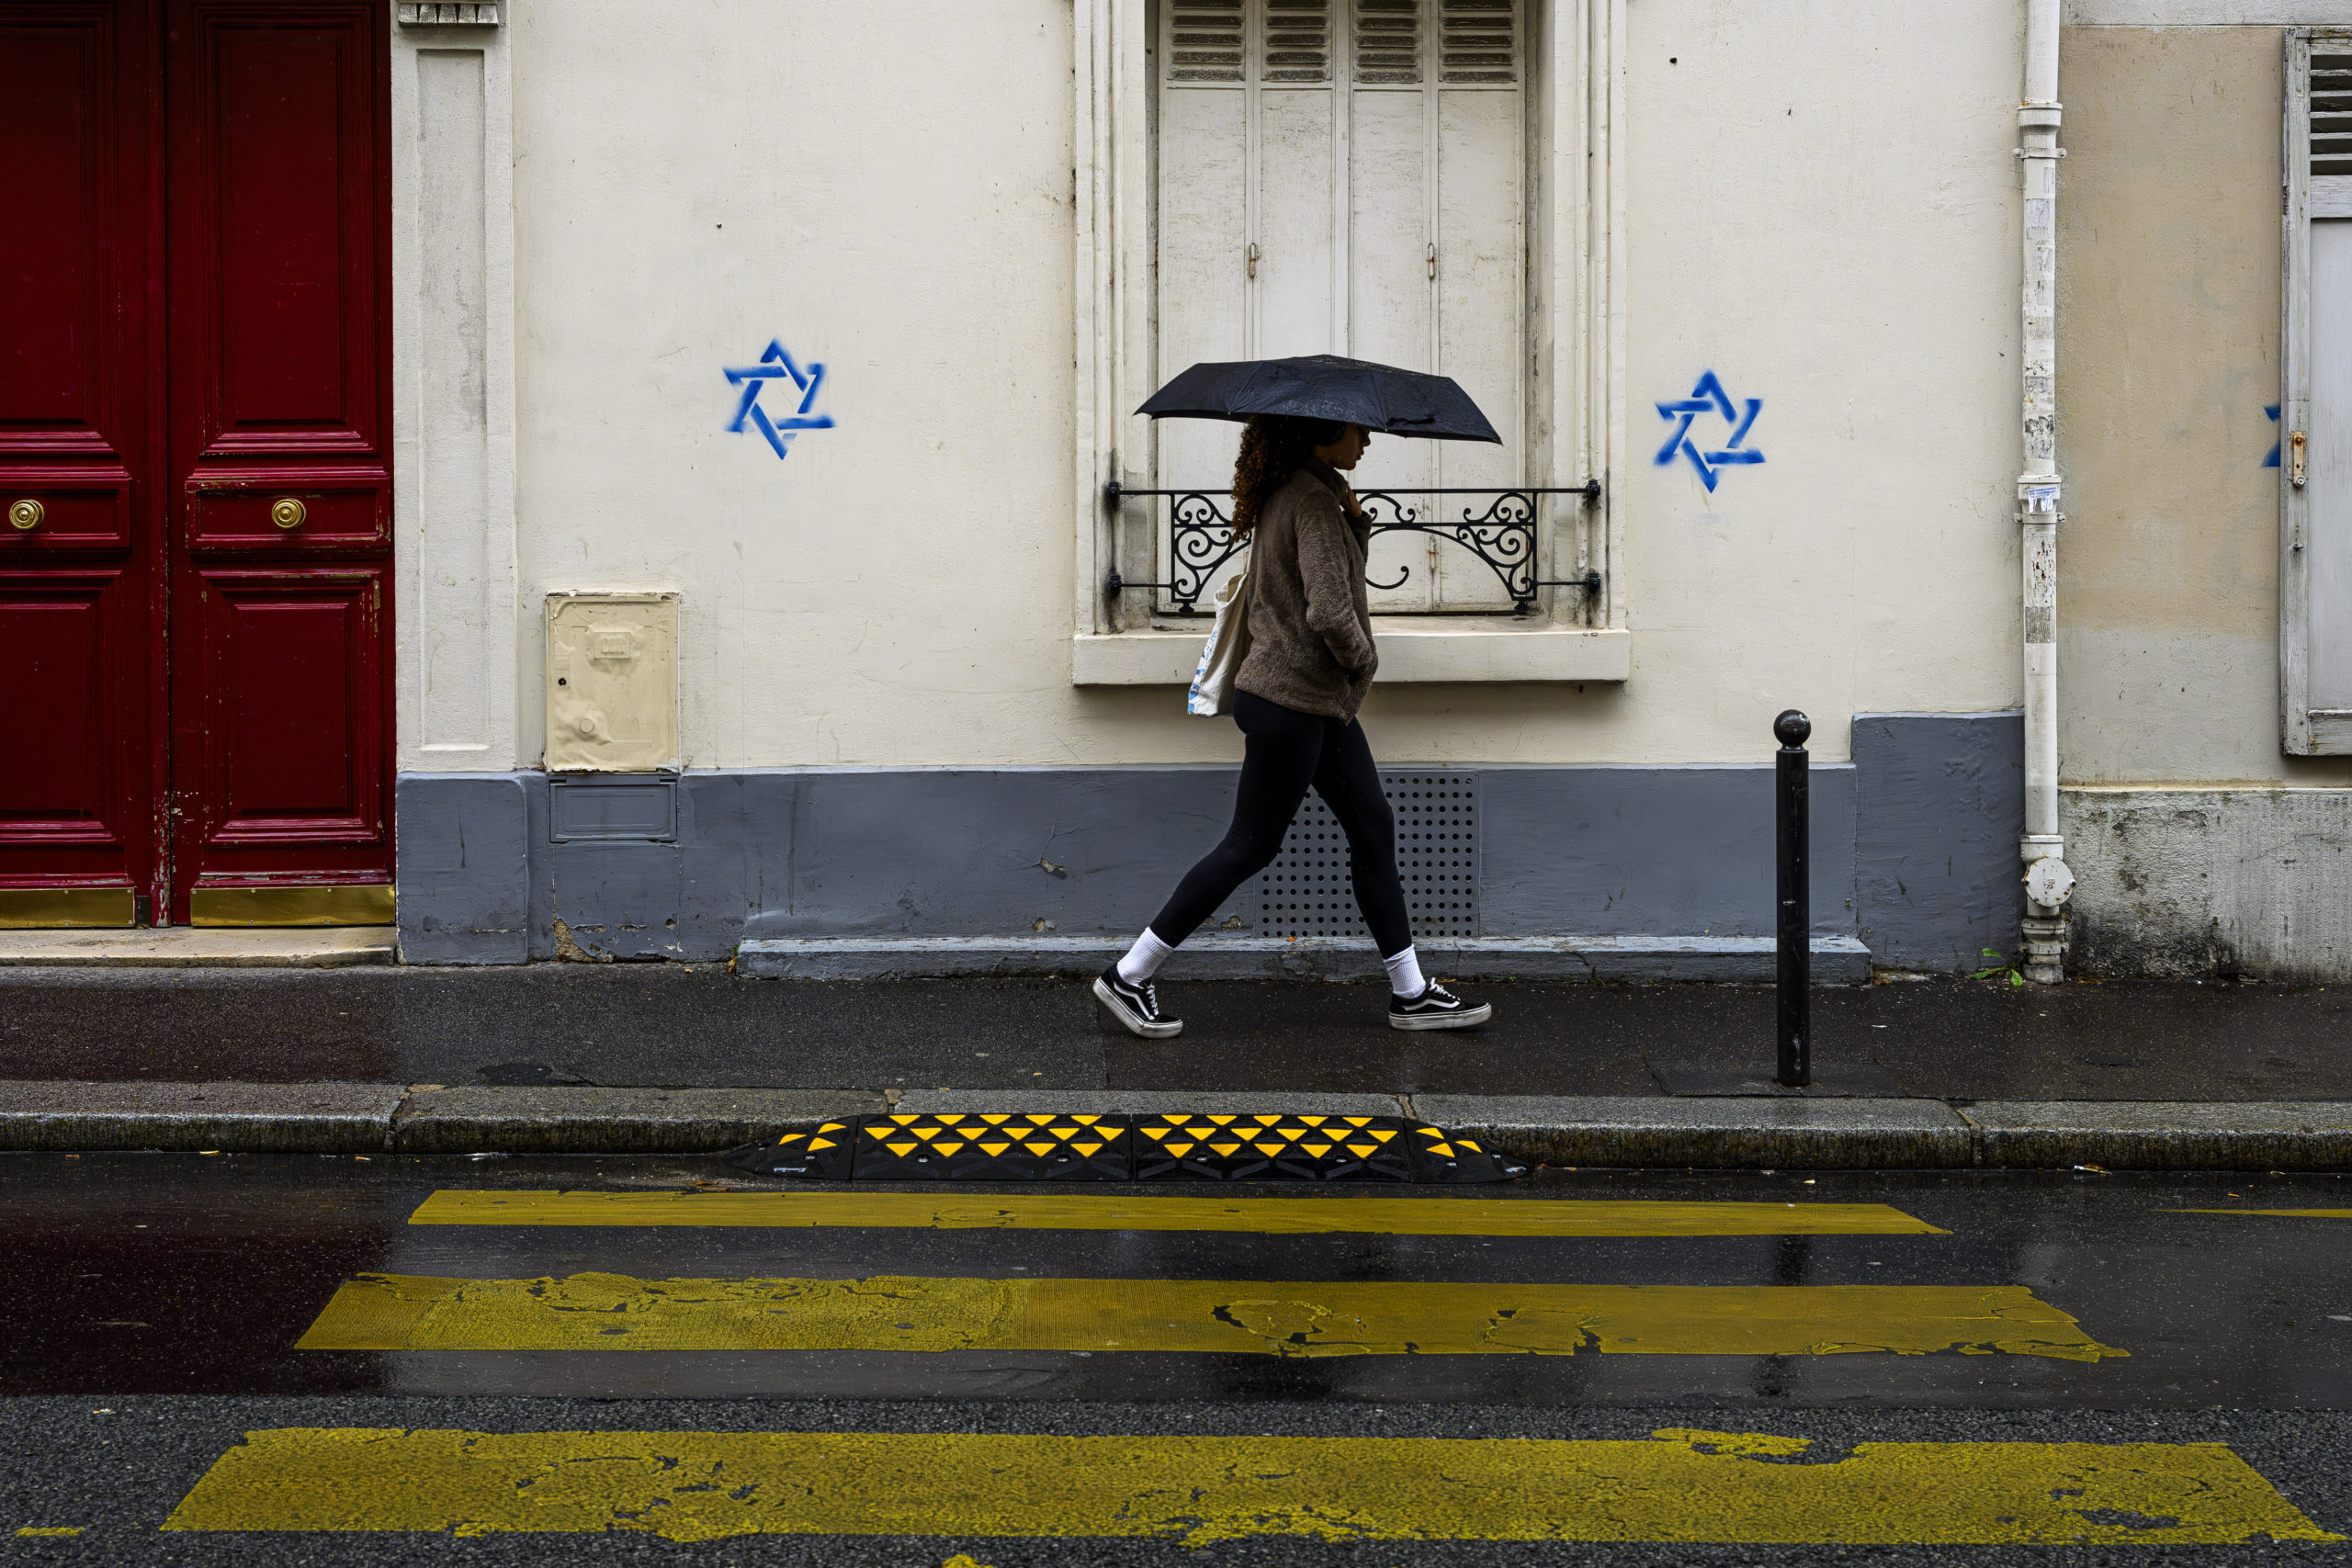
left=380, top=0, right=2352, bottom=981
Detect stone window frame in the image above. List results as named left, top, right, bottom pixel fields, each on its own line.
left=1069, top=0, right=1631, bottom=686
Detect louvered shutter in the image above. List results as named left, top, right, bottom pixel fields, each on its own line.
left=2284, top=32, right=2352, bottom=752
left=1155, top=0, right=1524, bottom=613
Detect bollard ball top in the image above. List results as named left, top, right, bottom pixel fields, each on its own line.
left=1773, top=709, right=1812, bottom=748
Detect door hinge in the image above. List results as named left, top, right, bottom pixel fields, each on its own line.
left=1247, top=242, right=1260, bottom=280
left=1426, top=243, right=1438, bottom=280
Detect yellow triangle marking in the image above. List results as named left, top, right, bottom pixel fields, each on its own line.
left=1346, top=1143, right=1375, bottom=1156
left=1271, top=1126, right=1303, bottom=1141
left=932, top=1142, right=965, bottom=1156
left=1461, top=1140, right=1482, bottom=1152
left=1142, top=1125, right=1173, bottom=1140
left=807, top=1138, right=836, bottom=1151
left=1206, top=1115, right=1237, bottom=1125
left=1046, top=1126, right=1082, bottom=1139
left=1162, top=1143, right=1194, bottom=1157
left=885, top=1141, right=918, bottom=1156
left=978, top=1142, right=1012, bottom=1156
left=1208, top=1142, right=1241, bottom=1156
left=1419, top=1127, right=1443, bottom=1137
left=1023, top=1142, right=1055, bottom=1156
left=1343, top=1117, right=1372, bottom=1127
left=889, top=1113, right=919, bottom=1125
left=1072, top=1113, right=1101, bottom=1125
left=980, top=1114, right=1012, bottom=1125
left=1251, top=1143, right=1284, bottom=1156
left=1296, top=1116, right=1328, bottom=1128
left=910, top=1126, right=943, bottom=1139
left=817, top=1122, right=845, bottom=1132
left=1183, top=1125, right=1216, bottom=1138
left=1302, top=1143, right=1332, bottom=1157
left=1071, top=1142, right=1103, bottom=1157
left=864, top=1127, right=890, bottom=1139
left=1370, top=1129, right=1397, bottom=1143
left=1428, top=1143, right=1455, bottom=1157
left=776, top=1132, right=805, bottom=1143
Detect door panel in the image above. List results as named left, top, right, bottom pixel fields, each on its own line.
left=0, top=2, right=162, bottom=912
left=167, top=0, right=391, bottom=917
left=187, top=566, right=386, bottom=853
left=0, top=571, right=133, bottom=859
left=175, top=5, right=383, bottom=457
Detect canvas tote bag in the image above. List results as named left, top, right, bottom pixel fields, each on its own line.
left=1185, top=554, right=1254, bottom=716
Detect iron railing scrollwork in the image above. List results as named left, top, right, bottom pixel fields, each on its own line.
left=1103, top=480, right=1602, bottom=615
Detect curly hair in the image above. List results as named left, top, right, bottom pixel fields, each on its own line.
left=1229, top=414, right=1348, bottom=536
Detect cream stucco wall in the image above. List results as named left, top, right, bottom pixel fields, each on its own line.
left=2057, top=22, right=2352, bottom=785
left=470, top=0, right=2028, bottom=772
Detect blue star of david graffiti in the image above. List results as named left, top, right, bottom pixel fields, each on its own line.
left=724, top=340, right=835, bottom=459
left=1654, top=370, right=1765, bottom=491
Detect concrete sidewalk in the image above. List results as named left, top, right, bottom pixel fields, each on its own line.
left=4, top=964, right=2347, bottom=1168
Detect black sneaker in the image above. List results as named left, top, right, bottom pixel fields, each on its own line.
left=1093, top=965, right=1182, bottom=1039
left=1389, top=981, right=1493, bottom=1032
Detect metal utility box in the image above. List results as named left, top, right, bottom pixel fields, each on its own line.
left=545, top=592, right=680, bottom=772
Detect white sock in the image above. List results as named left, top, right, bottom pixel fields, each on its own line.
left=1383, top=946, right=1426, bottom=998
left=1117, top=929, right=1176, bottom=985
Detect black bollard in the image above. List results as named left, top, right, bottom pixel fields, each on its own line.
left=1774, top=710, right=1812, bottom=1089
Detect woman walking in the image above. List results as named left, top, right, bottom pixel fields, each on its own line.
left=1094, top=414, right=1492, bottom=1039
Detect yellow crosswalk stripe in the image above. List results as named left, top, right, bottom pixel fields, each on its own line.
left=159, top=1427, right=2337, bottom=1544
left=404, top=1190, right=1948, bottom=1237
left=2170, top=1208, right=2352, bottom=1218
left=296, top=1274, right=2122, bottom=1359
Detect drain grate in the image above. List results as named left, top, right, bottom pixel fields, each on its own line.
left=1255, top=773, right=1476, bottom=939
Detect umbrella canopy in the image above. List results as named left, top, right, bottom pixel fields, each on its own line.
left=1137, top=355, right=1501, bottom=443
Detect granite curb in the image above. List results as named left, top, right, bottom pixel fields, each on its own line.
left=3, top=1081, right=2350, bottom=1168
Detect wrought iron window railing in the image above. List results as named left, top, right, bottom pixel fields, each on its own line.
left=1103, top=480, right=1601, bottom=615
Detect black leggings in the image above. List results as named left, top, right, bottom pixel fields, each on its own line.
left=1148, top=690, right=1413, bottom=956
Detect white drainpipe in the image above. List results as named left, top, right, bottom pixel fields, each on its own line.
left=2017, top=0, right=2075, bottom=982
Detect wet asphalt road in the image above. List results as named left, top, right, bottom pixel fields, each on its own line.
left=6, top=1155, right=2352, bottom=1563
left=4, top=968, right=2348, bottom=1100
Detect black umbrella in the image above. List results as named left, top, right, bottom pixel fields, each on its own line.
left=1136, top=354, right=1501, bottom=443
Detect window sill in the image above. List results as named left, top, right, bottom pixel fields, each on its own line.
left=1071, top=623, right=1630, bottom=685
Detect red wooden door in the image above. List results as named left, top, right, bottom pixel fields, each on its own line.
left=0, top=0, right=390, bottom=928
left=164, top=0, right=391, bottom=923
left=0, top=2, right=165, bottom=926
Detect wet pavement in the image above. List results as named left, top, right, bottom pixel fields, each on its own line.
left=6, top=1153, right=2352, bottom=1560
left=5, top=966, right=2349, bottom=1100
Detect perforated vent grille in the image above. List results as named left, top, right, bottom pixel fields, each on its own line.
left=1440, top=0, right=1515, bottom=83
left=1265, top=0, right=1331, bottom=81
left=1169, top=0, right=1245, bottom=82
left=2316, top=52, right=2352, bottom=176
left=1353, top=0, right=1420, bottom=83
left=1255, top=773, right=1477, bottom=939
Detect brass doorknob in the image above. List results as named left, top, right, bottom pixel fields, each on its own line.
left=270, top=497, right=307, bottom=529
left=6, top=499, right=40, bottom=531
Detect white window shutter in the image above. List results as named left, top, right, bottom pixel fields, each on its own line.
left=2284, top=31, right=2352, bottom=752
left=1157, top=0, right=1525, bottom=615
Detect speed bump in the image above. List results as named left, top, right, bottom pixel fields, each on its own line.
left=723, top=1112, right=1526, bottom=1183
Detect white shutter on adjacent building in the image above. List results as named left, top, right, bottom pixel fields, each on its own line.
left=2284, top=32, right=2352, bottom=752
left=1156, top=0, right=1526, bottom=612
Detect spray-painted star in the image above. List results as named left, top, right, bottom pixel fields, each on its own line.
left=724, top=340, right=835, bottom=459
left=1655, top=371, right=1765, bottom=492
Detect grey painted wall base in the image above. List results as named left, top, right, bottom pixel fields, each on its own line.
left=396, top=713, right=2018, bottom=973
left=735, top=933, right=1874, bottom=984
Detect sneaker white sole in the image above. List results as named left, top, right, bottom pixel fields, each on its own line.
left=1389, top=1001, right=1494, bottom=1032
left=1093, top=976, right=1183, bottom=1039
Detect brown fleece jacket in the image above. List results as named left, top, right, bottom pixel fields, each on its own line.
left=1234, top=459, right=1377, bottom=721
